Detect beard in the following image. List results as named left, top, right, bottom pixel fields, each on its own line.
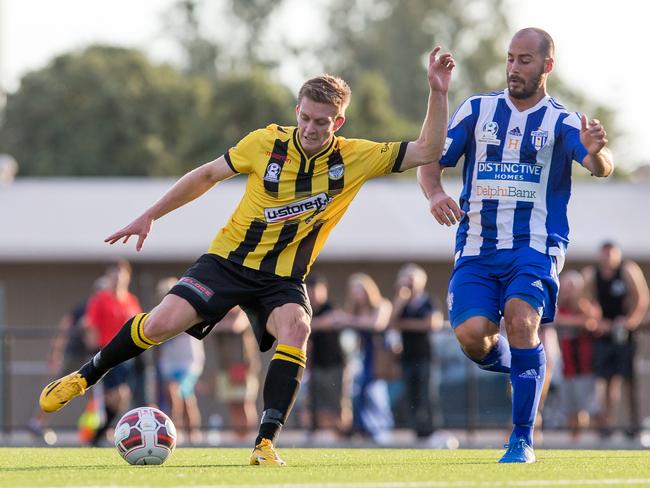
left=507, top=66, right=545, bottom=100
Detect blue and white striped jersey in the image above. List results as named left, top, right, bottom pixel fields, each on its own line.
left=440, top=89, right=589, bottom=258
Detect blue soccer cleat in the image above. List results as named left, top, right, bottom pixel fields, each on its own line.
left=498, top=437, right=536, bottom=463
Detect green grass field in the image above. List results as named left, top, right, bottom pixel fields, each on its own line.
left=1, top=448, right=650, bottom=487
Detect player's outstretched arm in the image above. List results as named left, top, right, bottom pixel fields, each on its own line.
left=105, top=156, right=236, bottom=251
left=580, top=115, right=613, bottom=177
left=400, top=47, right=455, bottom=171
left=417, top=162, right=464, bottom=226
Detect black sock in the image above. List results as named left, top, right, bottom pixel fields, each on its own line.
left=91, top=403, right=118, bottom=446
left=79, top=313, right=158, bottom=386
left=255, top=344, right=306, bottom=446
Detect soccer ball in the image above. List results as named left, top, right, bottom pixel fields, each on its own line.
left=114, top=407, right=177, bottom=465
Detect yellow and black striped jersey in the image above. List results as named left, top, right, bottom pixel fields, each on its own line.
left=210, top=124, right=407, bottom=279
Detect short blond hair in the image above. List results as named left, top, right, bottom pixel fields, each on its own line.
left=298, top=74, right=351, bottom=116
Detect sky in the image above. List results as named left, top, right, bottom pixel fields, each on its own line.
left=1, top=0, right=648, bottom=169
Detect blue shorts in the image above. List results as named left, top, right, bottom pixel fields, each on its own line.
left=102, top=360, right=133, bottom=390
left=447, top=247, right=560, bottom=329
left=162, top=368, right=200, bottom=399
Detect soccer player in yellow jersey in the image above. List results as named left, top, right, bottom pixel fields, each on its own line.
left=40, top=47, right=455, bottom=465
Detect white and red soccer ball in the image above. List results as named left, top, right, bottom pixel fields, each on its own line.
left=114, top=407, right=177, bottom=465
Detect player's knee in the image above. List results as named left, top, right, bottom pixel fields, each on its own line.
left=503, top=308, right=539, bottom=347
left=454, top=324, right=497, bottom=360
left=142, top=313, right=175, bottom=344
left=277, top=307, right=311, bottom=347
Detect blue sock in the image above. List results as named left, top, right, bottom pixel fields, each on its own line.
left=509, top=343, right=546, bottom=446
left=464, top=335, right=511, bottom=374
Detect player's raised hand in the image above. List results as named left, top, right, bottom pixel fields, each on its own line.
left=580, top=114, right=608, bottom=155
left=428, top=47, right=455, bottom=93
left=428, top=191, right=464, bottom=226
left=104, top=213, right=154, bottom=252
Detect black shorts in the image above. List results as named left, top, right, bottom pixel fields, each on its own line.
left=169, top=253, right=311, bottom=352
left=592, top=335, right=636, bottom=380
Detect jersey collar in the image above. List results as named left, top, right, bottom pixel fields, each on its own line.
left=503, top=89, right=550, bottom=115
left=292, top=128, right=337, bottom=162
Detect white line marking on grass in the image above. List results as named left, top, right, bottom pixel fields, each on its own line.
left=78, top=480, right=650, bottom=488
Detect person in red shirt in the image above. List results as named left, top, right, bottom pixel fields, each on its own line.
left=554, top=270, right=600, bottom=441
left=84, top=260, right=141, bottom=445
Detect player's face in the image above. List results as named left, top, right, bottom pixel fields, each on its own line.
left=506, top=33, right=551, bottom=100
left=296, top=97, right=345, bottom=157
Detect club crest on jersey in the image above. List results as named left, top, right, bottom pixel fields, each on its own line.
left=328, top=163, right=344, bottom=180
left=263, top=162, right=282, bottom=182
left=530, top=129, right=548, bottom=151
left=478, top=121, right=501, bottom=145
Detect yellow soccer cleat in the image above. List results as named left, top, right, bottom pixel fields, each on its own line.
left=249, top=438, right=286, bottom=466
left=39, top=371, right=88, bottom=413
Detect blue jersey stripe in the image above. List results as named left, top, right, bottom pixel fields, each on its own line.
left=513, top=201, right=534, bottom=248
left=479, top=199, right=499, bottom=252
left=486, top=99, right=510, bottom=161
left=544, top=113, right=572, bottom=254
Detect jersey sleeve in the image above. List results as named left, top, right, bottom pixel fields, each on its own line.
left=439, top=97, right=476, bottom=168
left=561, top=112, right=589, bottom=165
left=223, top=128, right=269, bottom=174
left=354, top=139, right=409, bottom=179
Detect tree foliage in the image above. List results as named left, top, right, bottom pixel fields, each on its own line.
left=0, top=0, right=619, bottom=177
left=0, top=46, right=293, bottom=176
left=0, top=46, right=204, bottom=176
left=322, top=0, right=616, bottom=145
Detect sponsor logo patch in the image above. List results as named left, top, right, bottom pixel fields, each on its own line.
left=177, top=277, right=214, bottom=303
left=475, top=184, right=537, bottom=200
left=477, top=161, right=542, bottom=183
left=264, top=193, right=332, bottom=223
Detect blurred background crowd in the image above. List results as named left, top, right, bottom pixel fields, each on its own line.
left=11, top=239, right=649, bottom=449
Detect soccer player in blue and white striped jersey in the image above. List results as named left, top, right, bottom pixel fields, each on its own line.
left=418, top=28, right=613, bottom=463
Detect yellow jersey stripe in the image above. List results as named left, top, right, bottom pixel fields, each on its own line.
left=228, top=219, right=267, bottom=265
left=259, top=220, right=300, bottom=274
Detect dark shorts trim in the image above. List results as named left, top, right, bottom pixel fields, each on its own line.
left=168, top=253, right=311, bottom=352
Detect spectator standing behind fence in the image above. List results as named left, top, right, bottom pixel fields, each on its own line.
left=29, top=274, right=108, bottom=443
left=554, top=270, right=600, bottom=442
left=584, top=242, right=650, bottom=438
left=156, top=277, right=206, bottom=445
left=305, top=272, right=349, bottom=442
left=389, top=264, right=443, bottom=445
left=213, top=307, right=260, bottom=440
left=84, top=260, right=141, bottom=446
left=341, top=273, right=393, bottom=444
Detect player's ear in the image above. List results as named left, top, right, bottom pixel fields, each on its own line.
left=544, top=56, right=554, bottom=74
left=295, top=104, right=300, bottom=119
left=333, top=115, right=346, bottom=132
